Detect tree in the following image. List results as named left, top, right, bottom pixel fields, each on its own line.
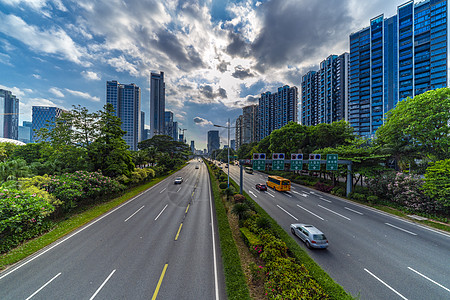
left=269, top=122, right=311, bottom=155
left=309, top=120, right=355, bottom=150
left=236, top=142, right=257, bottom=159
left=423, top=159, right=450, bottom=208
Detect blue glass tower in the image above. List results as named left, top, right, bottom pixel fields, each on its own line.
left=0, top=89, right=19, bottom=140
left=32, top=106, right=67, bottom=142
left=349, top=0, right=448, bottom=137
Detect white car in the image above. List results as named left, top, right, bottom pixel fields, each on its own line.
left=290, top=224, right=328, bottom=249
left=174, top=177, right=183, bottom=184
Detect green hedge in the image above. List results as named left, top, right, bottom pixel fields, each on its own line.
left=240, top=227, right=262, bottom=255
left=205, top=160, right=251, bottom=300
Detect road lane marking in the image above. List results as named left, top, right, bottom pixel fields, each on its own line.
left=345, top=207, right=364, bottom=215
left=385, top=223, right=417, bottom=236
left=364, top=268, right=408, bottom=300
left=208, top=172, right=220, bottom=300
left=185, top=204, right=190, bottom=214
left=266, top=191, right=275, bottom=198
left=249, top=190, right=257, bottom=198
left=318, top=205, right=351, bottom=220
left=292, top=190, right=308, bottom=197
left=285, top=193, right=292, bottom=198
left=124, top=205, right=145, bottom=222
left=407, top=267, right=450, bottom=293
left=159, top=187, right=167, bottom=193
left=25, top=272, right=61, bottom=300
left=155, top=204, right=168, bottom=221
left=176, top=187, right=181, bottom=193
left=152, top=264, right=168, bottom=300
left=277, top=205, right=298, bottom=221
left=296, top=205, right=324, bottom=220
left=175, top=223, right=183, bottom=240
left=90, top=269, right=116, bottom=300
left=319, top=197, right=332, bottom=203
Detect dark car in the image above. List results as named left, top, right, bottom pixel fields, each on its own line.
left=255, top=183, right=267, bottom=191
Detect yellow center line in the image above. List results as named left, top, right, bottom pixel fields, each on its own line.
left=185, top=204, right=190, bottom=214
left=151, top=264, right=168, bottom=300
left=175, top=223, right=183, bottom=240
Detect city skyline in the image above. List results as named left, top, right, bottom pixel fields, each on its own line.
left=0, top=0, right=448, bottom=149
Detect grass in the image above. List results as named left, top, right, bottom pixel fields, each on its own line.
left=0, top=169, right=181, bottom=271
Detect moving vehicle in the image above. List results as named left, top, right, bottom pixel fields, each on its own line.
left=244, top=167, right=253, bottom=174
left=174, top=177, right=183, bottom=184
left=290, top=224, right=328, bottom=249
left=255, top=183, right=267, bottom=191
left=266, top=175, right=291, bottom=191
left=195, top=165, right=199, bottom=169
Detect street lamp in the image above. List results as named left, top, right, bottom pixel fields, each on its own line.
left=214, top=118, right=235, bottom=188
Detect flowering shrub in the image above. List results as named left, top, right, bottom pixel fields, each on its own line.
left=0, top=187, right=54, bottom=235
left=314, top=182, right=334, bottom=193
left=43, top=171, right=125, bottom=211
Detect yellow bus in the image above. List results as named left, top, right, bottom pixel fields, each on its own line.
left=266, top=175, right=291, bottom=191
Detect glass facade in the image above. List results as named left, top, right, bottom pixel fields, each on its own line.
left=0, top=89, right=19, bottom=140
left=32, top=106, right=67, bottom=142
left=150, top=71, right=165, bottom=137
left=207, top=130, right=220, bottom=154
left=349, top=0, right=448, bottom=137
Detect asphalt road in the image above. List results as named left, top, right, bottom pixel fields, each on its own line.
left=221, top=162, right=450, bottom=300
left=0, top=160, right=226, bottom=300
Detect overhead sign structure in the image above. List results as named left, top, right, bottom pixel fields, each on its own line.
left=272, top=153, right=285, bottom=170
left=252, top=153, right=266, bottom=171
left=308, top=154, right=321, bottom=171
left=290, top=154, right=303, bottom=171
left=326, top=154, right=339, bottom=171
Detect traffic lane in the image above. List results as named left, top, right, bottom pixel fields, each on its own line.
left=156, top=166, right=220, bottom=299
left=0, top=169, right=195, bottom=299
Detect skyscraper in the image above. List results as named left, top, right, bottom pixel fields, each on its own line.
left=19, top=121, right=32, bottom=144
left=150, top=71, right=165, bottom=137
left=301, top=53, right=349, bottom=126
left=141, top=111, right=146, bottom=142
left=349, top=0, right=448, bottom=137
left=235, top=115, right=243, bottom=150
left=242, top=105, right=259, bottom=144
left=190, top=140, right=195, bottom=153
left=0, top=89, right=19, bottom=140
left=258, top=85, right=298, bottom=140
left=32, top=106, right=67, bottom=142
left=106, top=80, right=141, bottom=151
left=207, top=130, right=220, bottom=155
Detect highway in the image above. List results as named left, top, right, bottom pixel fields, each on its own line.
left=222, top=162, right=450, bottom=300
left=0, top=160, right=225, bottom=300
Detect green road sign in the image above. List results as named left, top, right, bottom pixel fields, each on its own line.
left=326, top=154, right=338, bottom=171
left=290, top=160, right=303, bottom=171
left=272, top=159, right=285, bottom=170
left=252, top=159, right=266, bottom=171
left=308, top=160, right=321, bottom=171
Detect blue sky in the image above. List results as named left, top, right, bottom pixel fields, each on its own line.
left=0, top=0, right=408, bottom=149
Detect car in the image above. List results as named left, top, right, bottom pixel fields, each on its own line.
left=174, top=177, right=183, bottom=184
left=290, top=224, right=328, bottom=249
left=225, top=164, right=228, bottom=168
left=195, top=165, right=199, bottom=169
left=255, top=183, right=267, bottom=191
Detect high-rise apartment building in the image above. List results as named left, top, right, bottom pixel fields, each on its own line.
left=349, top=0, right=448, bottom=137
left=19, top=121, right=32, bottom=144
left=190, top=140, right=195, bottom=153
left=0, top=89, right=19, bottom=140
left=235, top=115, right=243, bottom=150
left=141, top=111, right=146, bottom=142
left=106, top=80, right=141, bottom=151
left=258, top=85, right=298, bottom=140
left=235, top=105, right=259, bottom=150
left=172, top=121, right=178, bottom=142
left=301, top=53, right=349, bottom=126
left=150, top=71, right=165, bottom=137
left=207, top=130, right=220, bottom=155
left=32, top=106, right=67, bottom=142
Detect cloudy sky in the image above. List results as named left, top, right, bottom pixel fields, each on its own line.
left=0, top=0, right=408, bottom=149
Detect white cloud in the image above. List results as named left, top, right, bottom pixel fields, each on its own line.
left=65, top=88, right=100, bottom=102
left=0, top=84, right=26, bottom=97
left=193, top=116, right=213, bottom=126
left=32, top=74, right=41, bottom=79
left=0, top=12, right=88, bottom=65
left=81, top=70, right=101, bottom=81
left=49, top=87, right=64, bottom=97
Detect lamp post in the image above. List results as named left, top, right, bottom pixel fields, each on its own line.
left=214, top=118, right=233, bottom=188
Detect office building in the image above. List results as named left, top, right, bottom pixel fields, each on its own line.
left=207, top=130, right=220, bottom=154
left=190, top=140, right=195, bottom=153
left=18, top=121, right=32, bottom=143
left=150, top=71, right=165, bottom=137
left=258, top=85, right=298, bottom=140
left=172, top=121, right=178, bottom=141
left=0, top=89, right=19, bottom=140
left=301, top=53, right=349, bottom=126
left=164, top=111, right=178, bottom=141
left=32, top=106, right=67, bottom=142
left=235, top=115, right=243, bottom=150
left=106, top=80, right=141, bottom=151
left=141, top=111, right=146, bottom=142
left=179, top=133, right=184, bottom=143
left=230, top=139, right=236, bottom=151
left=349, top=0, right=448, bottom=137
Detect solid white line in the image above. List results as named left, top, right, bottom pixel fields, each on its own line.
left=385, top=223, right=417, bottom=236
left=208, top=173, right=220, bottom=300
left=25, top=272, right=61, bottom=300
left=0, top=178, right=166, bottom=280
left=89, top=269, right=116, bottom=300
left=159, top=187, right=167, bottom=193
left=266, top=191, right=275, bottom=198
left=318, top=205, right=351, bottom=220
left=345, top=207, right=364, bottom=215
left=249, top=190, right=257, bottom=198
left=296, top=204, right=324, bottom=220
left=155, top=204, right=168, bottom=221
left=176, top=187, right=181, bottom=193
left=277, top=205, right=298, bottom=221
left=408, top=267, right=450, bottom=293
left=124, top=205, right=145, bottom=222
left=364, top=268, right=408, bottom=300
left=319, top=197, right=332, bottom=203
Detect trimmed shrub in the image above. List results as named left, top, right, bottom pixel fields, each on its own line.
left=350, top=192, right=366, bottom=202
left=219, top=182, right=228, bottom=189
left=240, top=227, right=263, bottom=256
left=233, top=194, right=246, bottom=203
